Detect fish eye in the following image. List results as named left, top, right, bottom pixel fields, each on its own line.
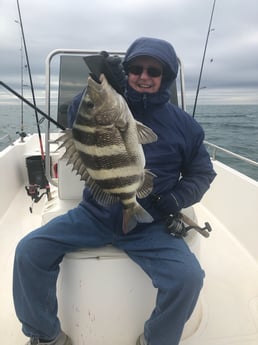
left=86, top=101, right=94, bottom=109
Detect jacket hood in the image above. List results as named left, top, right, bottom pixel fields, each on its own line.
left=123, top=37, right=178, bottom=83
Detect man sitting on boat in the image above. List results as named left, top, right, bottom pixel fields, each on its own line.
left=13, top=37, right=216, bottom=345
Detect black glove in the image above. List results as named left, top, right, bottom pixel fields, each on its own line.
left=152, top=192, right=181, bottom=218
left=100, top=51, right=126, bottom=94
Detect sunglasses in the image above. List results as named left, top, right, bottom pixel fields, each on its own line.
left=127, top=65, right=162, bottom=78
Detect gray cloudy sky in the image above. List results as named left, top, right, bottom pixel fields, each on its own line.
left=1, top=0, right=258, bottom=105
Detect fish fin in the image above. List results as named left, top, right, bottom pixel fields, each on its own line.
left=56, top=131, right=90, bottom=180
left=90, top=184, right=119, bottom=206
left=137, top=170, right=156, bottom=199
left=82, top=174, right=118, bottom=206
left=57, top=131, right=118, bottom=206
left=78, top=167, right=120, bottom=206
left=136, top=121, right=158, bottom=144
left=123, top=204, right=153, bottom=233
left=57, top=131, right=89, bottom=178
left=56, top=130, right=73, bottom=145
left=55, top=130, right=75, bottom=155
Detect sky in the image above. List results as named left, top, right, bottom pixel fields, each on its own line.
left=0, top=0, right=258, bottom=106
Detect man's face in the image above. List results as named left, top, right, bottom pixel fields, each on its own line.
left=127, top=56, right=163, bottom=94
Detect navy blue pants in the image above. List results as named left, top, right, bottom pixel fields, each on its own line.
left=13, top=203, right=204, bottom=345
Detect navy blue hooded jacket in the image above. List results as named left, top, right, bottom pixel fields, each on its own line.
left=122, top=37, right=216, bottom=218
left=68, top=37, right=216, bottom=220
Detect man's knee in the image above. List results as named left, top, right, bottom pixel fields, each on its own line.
left=15, top=232, right=40, bottom=265
left=183, top=261, right=205, bottom=293
left=155, top=257, right=204, bottom=294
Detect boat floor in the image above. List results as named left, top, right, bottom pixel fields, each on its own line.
left=1, top=186, right=258, bottom=345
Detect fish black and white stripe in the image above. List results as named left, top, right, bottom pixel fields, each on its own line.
left=57, top=73, right=157, bottom=233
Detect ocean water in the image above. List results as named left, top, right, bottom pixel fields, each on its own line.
left=0, top=103, right=257, bottom=181
left=187, top=104, right=258, bottom=181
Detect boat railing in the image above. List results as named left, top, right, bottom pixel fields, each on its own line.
left=0, top=134, right=13, bottom=147
left=205, top=140, right=258, bottom=168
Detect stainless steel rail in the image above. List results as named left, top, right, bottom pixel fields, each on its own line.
left=205, top=140, right=258, bottom=167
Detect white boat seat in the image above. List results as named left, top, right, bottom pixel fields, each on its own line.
left=57, top=240, right=202, bottom=345
left=55, top=207, right=201, bottom=345
left=47, top=157, right=202, bottom=344
left=57, top=158, right=85, bottom=200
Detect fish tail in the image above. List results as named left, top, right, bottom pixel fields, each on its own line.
left=122, top=204, right=153, bottom=234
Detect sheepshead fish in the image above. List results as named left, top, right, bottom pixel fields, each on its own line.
left=58, top=73, right=157, bottom=233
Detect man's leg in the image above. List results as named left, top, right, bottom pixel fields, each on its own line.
left=115, top=221, right=204, bottom=345
left=13, top=204, right=113, bottom=341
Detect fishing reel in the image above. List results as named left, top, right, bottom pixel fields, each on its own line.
left=166, top=214, right=188, bottom=237
left=166, top=213, right=212, bottom=238
left=25, top=184, right=50, bottom=213
left=16, top=130, right=27, bottom=142
left=25, top=155, right=52, bottom=213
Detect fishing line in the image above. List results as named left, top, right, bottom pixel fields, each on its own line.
left=192, top=0, right=217, bottom=117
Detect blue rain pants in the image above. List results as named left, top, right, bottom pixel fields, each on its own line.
left=13, top=202, right=204, bottom=345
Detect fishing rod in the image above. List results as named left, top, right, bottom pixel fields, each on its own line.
left=16, top=0, right=55, bottom=205
left=0, top=80, right=65, bottom=210
left=0, top=81, right=65, bottom=130
left=16, top=0, right=46, bottom=146
left=17, top=0, right=59, bottom=202
left=192, top=0, right=217, bottom=117
left=14, top=28, right=26, bottom=140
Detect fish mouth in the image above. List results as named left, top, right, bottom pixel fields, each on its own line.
left=88, top=73, right=101, bottom=84
left=87, top=75, right=103, bottom=99
left=88, top=73, right=106, bottom=84
left=89, top=72, right=102, bottom=84
left=88, top=73, right=106, bottom=92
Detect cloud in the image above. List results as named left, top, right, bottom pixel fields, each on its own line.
left=0, top=0, right=257, bottom=105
